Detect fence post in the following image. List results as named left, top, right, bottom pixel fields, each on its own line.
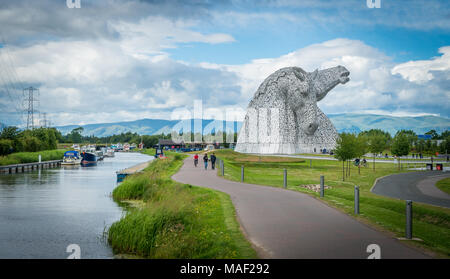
left=283, top=169, right=287, bottom=189
left=406, top=200, right=413, bottom=239
left=241, top=165, right=244, bottom=182
left=320, top=175, right=324, bottom=197
left=354, top=186, right=360, bottom=214
left=221, top=160, right=224, bottom=176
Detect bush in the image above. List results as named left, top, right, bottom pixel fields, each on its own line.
left=0, top=139, right=13, bottom=156
left=22, top=135, right=42, bottom=152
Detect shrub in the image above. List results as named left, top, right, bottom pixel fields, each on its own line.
left=0, top=139, right=13, bottom=156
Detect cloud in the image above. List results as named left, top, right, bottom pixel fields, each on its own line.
left=198, top=38, right=450, bottom=118
left=391, top=46, right=450, bottom=83
left=0, top=1, right=449, bottom=128
left=223, top=0, right=450, bottom=31
left=110, top=16, right=235, bottom=58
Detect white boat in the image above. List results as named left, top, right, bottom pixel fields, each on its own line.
left=96, top=150, right=104, bottom=161
left=62, top=150, right=82, bottom=165
left=104, top=148, right=115, bottom=158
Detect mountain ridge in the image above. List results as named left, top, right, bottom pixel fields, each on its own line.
left=52, top=113, right=450, bottom=137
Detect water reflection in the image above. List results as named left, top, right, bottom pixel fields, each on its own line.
left=0, top=152, right=152, bottom=259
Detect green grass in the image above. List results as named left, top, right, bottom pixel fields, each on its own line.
left=108, top=150, right=257, bottom=259
left=436, top=178, right=450, bottom=195
left=215, top=149, right=450, bottom=257
left=297, top=153, right=446, bottom=162
left=0, top=149, right=68, bottom=166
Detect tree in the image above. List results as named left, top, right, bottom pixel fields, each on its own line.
left=0, top=126, right=20, bottom=140
left=368, top=134, right=387, bottom=171
left=391, top=133, right=410, bottom=170
left=0, top=139, right=14, bottom=156
left=396, top=130, right=418, bottom=147
left=68, top=127, right=84, bottom=143
left=439, top=136, right=450, bottom=155
left=355, top=134, right=368, bottom=174
left=334, top=133, right=357, bottom=181
left=425, top=129, right=439, bottom=140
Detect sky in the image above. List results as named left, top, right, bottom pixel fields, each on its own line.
left=0, top=0, right=449, bottom=127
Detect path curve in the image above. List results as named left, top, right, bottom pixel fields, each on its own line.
left=172, top=156, right=429, bottom=259
left=372, top=171, right=450, bottom=208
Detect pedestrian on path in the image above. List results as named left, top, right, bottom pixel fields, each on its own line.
left=203, top=153, right=209, bottom=170
left=210, top=153, right=216, bottom=170
left=194, top=153, right=199, bottom=167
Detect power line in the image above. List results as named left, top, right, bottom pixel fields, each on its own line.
left=24, top=87, right=39, bottom=130
left=0, top=36, right=26, bottom=126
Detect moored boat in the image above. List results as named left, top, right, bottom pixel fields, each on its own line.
left=61, top=150, right=81, bottom=165
left=104, top=148, right=115, bottom=158
left=81, top=151, right=97, bottom=167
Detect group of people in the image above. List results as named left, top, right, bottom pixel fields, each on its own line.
left=354, top=158, right=367, bottom=167
left=193, top=153, right=217, bottom=170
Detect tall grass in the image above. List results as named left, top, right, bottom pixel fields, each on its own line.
left=108, top=152, right=256, bottom=259
left=0, top=149, right=67, bottom=165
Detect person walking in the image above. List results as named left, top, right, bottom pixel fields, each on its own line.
left=210, top=153, right=216, bottom=170
left=194, top=153, right=199, bottom=167
left=203, top=153, right=209, bottom=170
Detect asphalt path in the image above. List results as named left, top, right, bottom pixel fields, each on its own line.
left=372, top=171, right=450, bottom=208
left=172, top=156, right=429, bottom=259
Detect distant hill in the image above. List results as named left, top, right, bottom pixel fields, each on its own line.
left=54, top=114, right=450, bottom=137
left=328, top=114, right=450, bottom=135
left=55, top=118, right=243, bottom=137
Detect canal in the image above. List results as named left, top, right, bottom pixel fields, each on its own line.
left=0, top=152, right=153, bottom=259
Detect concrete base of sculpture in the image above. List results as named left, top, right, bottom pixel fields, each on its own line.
left=235, top=66, right=349, bottom=154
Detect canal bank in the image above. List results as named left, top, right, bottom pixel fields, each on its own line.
left=0, top=152, right=152, bottom=259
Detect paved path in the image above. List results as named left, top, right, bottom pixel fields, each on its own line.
left=172, top=156, right=429, bottom=259
left=372, top=171, right=450, bottom=208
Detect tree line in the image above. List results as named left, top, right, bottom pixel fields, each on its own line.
left=334, top=129, right=450, bottom=181
left=0, top=126, right=61, bottom=155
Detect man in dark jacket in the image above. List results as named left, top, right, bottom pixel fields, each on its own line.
left=203, top=153, right=209, bottom=170
left=210, top=153, right=217, bottom=170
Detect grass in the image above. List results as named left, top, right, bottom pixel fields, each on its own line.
left=0, top=149, right=68, bottom=166
left=436, top=178, right=450, bottom=195
left=108, top=149, right=257, bottom=259
left=297, top=153, right=447, bottom=162
left=215, top=149, right=450, bottom=257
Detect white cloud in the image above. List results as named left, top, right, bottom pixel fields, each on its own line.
left=391, top=46, right=450, bottom=83
left=198, top=38, right=449, bottom=118
left=110, top=16, right=235, bottom=58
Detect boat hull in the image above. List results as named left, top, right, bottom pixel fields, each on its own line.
left=81, top=152, right=97, bottom=167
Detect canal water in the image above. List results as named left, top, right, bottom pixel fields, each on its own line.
left=0, top=152, right=152, bottom=259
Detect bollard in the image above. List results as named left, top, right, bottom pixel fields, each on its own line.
left=283, top=169, right=287, bottom=189
left=406, top=200, right=413, bottom=239
left=221, top=160, right=224, bottom=176
left=354, top=186, right=360, bottom=214
left=39, top=154, right=41, bottom=163
left=241, top=165, right=244, bottom=182
left=320, top=175, right=324, bottom=197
